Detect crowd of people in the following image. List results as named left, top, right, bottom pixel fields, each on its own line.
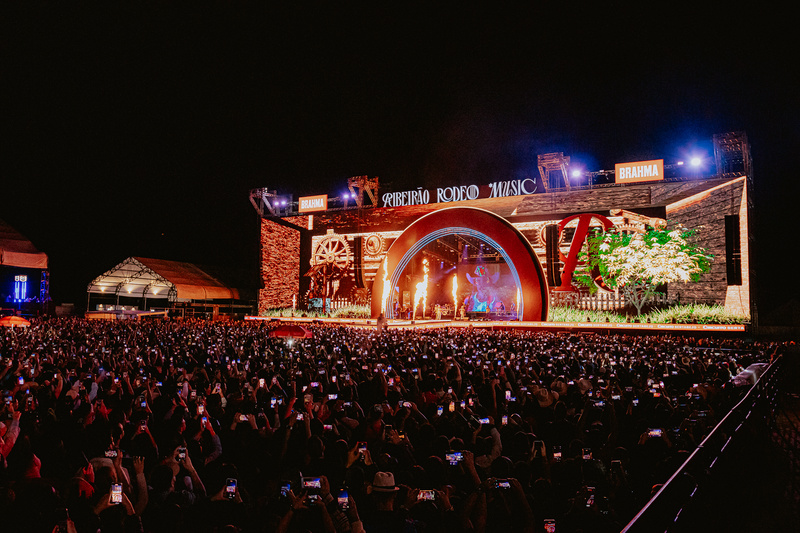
left=0, top=317, right=785, bottom=533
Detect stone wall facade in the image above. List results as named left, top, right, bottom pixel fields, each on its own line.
left=666, top=177, right=749, bottom=315
left=258, top=218, right=301, bottom=313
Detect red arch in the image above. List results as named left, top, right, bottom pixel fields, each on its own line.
left=371, top=207, right=549, bottom=321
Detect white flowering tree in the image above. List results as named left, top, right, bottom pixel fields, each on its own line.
left=575, top=226, right=713, bottom=316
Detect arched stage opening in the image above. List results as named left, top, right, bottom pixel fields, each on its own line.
left=371, top=207, right=549, bottom=321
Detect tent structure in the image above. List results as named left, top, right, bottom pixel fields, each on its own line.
left=0, top=315, right=31, bottom=328
left=0, top=218, right=48, bottom=269
left=87, top=257, right=240, bottom=304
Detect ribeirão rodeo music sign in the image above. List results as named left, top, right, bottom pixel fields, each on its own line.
left=381, top=177, right=539, bottom=208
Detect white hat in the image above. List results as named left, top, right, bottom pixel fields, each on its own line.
left=369, top=471, right=399, bottom=493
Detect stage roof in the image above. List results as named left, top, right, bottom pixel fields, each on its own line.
left=0, top=218, right=48, bottom=269
left=87, top=257, right=240, bottom=301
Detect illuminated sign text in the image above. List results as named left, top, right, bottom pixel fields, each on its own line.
left=381, top=178, right=538, bottom=208
left=615, top=159, right=664, bottom=184
left=298, top=195, right=328, bottom=212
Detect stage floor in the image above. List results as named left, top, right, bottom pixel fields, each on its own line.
left=245, top=315, right=747, bottom=334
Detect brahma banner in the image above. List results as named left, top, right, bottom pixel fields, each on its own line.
left=298, top=194, right=328, bottom=212
left=615, top=159, right=664, bottom=184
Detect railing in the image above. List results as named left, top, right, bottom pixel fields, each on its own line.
left=621, top=355, right=791, bottom=532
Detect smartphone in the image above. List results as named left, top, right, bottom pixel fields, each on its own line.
left=648, top=428, right=663, bottom=438
left=479, top=417, right=490, bottom=425
left=328, top=394, right=338, bottom=400
left=544, top=518, right=556, bottom=533
left=505, top=390, right=511, bottom=400
left=225, top=478, right=237, bottom=500
left=585, top=486, right=596, bottom=507
left=494, top=479, right=511, bottom=489
left=111, top=483, right=123, bottom=504
left=55, top=508, right=70, bottom=533
left=201, top=416, right=208, bottom=425
left=437, top=406, right=444, bottom=416
left=357, top=441, right=368, bottom=454
left=105, top=449, right=118, bottom=459
left=259, top=378, right=266, bottom=388
left=553, top=445, right=562, bottom=462
left=140, top=420, right=148, bottom=431
left=418, top=489, right=436, bottom=501
left=280, top=482, right=291, bottom=498
left=239, top=414, right=248, bottom=422
left=302, top=477, right=321, bottom=489
left=177, top=447, right=186, bottom=462
left=501, top=415, right=508, bottom=425
left=337, top=488, right=349, bottom=510
left=198, top=404, right=205, bottom=415
left=582, top=448, right=592, bottom=460
left=445, top=452, right=463, bottom=466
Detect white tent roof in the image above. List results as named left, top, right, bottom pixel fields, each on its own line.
left=87, top=257, right=239, bottom=302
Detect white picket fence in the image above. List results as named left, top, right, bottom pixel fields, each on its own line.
left=550, top=291, right=674, bottom=310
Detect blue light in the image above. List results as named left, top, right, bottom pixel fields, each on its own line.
left=13, top=275, right=28, bottom=302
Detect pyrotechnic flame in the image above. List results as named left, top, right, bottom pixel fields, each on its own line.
left=516, top=287, right=521, bottom=320
left=452, top=275, right=458, bottom=316
left=381, top=258, right=391, bottom=316
left=413, top=259, right=429, bottom=320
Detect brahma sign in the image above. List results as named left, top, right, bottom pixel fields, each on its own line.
left=298, top=195, right=328, bottom=213
left=615, top=159, right=664, bottom=184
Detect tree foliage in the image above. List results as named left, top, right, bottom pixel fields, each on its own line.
left=574, top=225, right=713, bottom=315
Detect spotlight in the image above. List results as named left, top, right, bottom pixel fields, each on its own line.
left=690, top=157, right=702, bottom=167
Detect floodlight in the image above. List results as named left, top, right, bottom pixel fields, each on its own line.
left=690, top=157, right=702, bottom=167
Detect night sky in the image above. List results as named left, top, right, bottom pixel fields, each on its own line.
left=1, top=5, right=796, bottom=318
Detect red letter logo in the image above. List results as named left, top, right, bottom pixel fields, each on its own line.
left=556, top=213, right=614, bottom=291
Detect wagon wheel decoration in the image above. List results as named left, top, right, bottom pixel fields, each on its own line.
left=308, top=230, right=352, bottom=303
left=312, top=230, right=352, bottom=272
left=364, top=233, right=384, bottom=256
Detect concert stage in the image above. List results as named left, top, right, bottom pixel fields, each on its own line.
left=251, top=132, right=754, bottom=328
